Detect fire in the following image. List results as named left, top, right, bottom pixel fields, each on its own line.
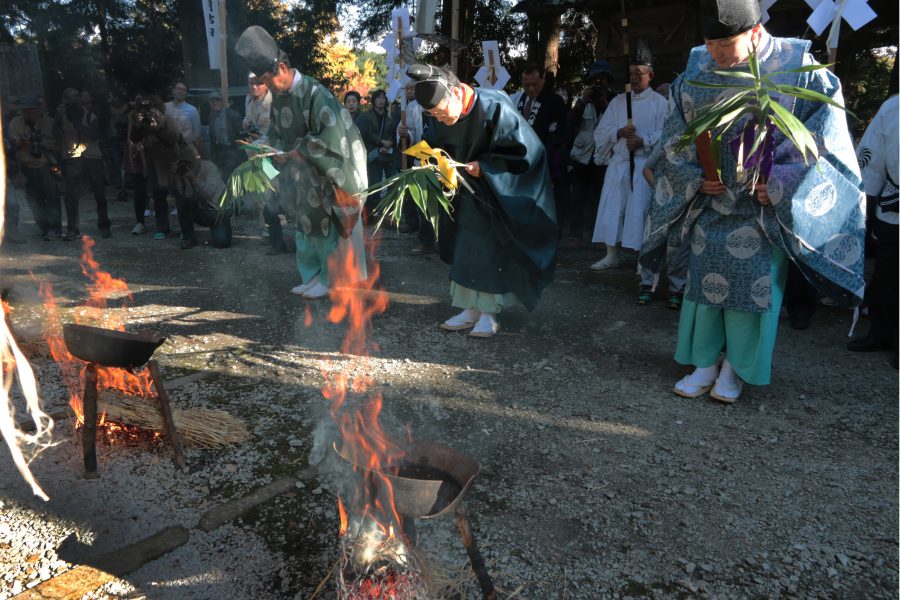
left=40, top=239, right=155, bottom=424
left=310, top=240, right=424, bottom=596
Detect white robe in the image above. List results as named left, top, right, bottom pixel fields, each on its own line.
left=591, top=87, right=667, bottom=249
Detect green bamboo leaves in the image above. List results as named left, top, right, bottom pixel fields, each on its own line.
left=219, top=157, right=277, bottom=209
left=676, top=47, right=850, bottom=189
left=364, top=165, right=455, bottom=238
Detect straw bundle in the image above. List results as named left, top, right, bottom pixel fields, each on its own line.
left=98, top=389, right=249, bottom=448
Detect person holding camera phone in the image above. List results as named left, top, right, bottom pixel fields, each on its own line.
left=9, top=96, right=62, bottom=241
left=170, top=144, right=232, bottom=249
left=55, top=87, right=111, bottom=240
left=128, top=95, right=184, bottom=240
left=566, top=60, right=614, bottom=250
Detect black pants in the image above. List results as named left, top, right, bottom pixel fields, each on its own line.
left=22, top=165, right=62, bottom=235
left=868, top=220, right=898, bottom=336
left=785, top=261, right=817, bottom=322
left=175, top=192, right=232, bottom=248
left=129, top=172, right=148, bottom=224
left=64, top=157, right=109, bottom=232
left=570, top=162, right=605, bottom=240
left=263, top=204, right=286, bottom=250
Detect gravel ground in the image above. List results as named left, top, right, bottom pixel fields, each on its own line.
left=0, top=198, right=897, bottom=599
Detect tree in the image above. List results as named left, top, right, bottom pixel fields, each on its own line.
left=316, top=37, right=379, bottom=99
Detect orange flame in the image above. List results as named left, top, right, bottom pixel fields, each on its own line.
left=320, top=240, right=408, bottom=545
left=40, top=239, right=155, bottom=425
left=338, top=497, right=348, bottom=536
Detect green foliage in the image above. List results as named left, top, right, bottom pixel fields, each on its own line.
left=677, top=48, right=849, bottom=188
left=364, top=166, right=455, bottom=237
left=220, top=156, right=277, bottom=209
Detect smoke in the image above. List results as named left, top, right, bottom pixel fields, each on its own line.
left=0, top=112, right=56, bottom=501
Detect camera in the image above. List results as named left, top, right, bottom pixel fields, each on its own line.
left=240, top=123, right=260, bottom=143
left=27, top=131, right=44, bottom=159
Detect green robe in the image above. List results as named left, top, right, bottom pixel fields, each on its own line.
left=268, top=70, right=367, bottom=238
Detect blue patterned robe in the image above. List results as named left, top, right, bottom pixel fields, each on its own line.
left=640, top=35, right=866, bottom=313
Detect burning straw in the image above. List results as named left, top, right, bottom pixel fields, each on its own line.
left=97, top=389, right=249, bottom=448
left=0, top=110, right=56, bottom=500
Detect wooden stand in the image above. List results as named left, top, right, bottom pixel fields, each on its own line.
left=148, top=360, right=186, bottom=469
left=79, top=360, right=186, bottom=478
left=455, top=508, right=496, bottom=600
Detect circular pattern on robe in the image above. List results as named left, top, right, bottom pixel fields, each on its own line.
left=804, top=181, right=837, bottom=217
left=685, top=177, right=703, bottom=201
left=326, top=167, right=346, bottom=187
left=340, top=137, right=350, bottom=158
left=319, top=106, right=337, bottom=128
left=354, top=169, right=366, bottom=190
left=766, top=175, right=784, bottom=206
left=280, top=106, right=294, bottom=129
left=307, top=188, right=321, bottom=208
left=341, top=108, right=354, bottom=129
left=824, top=233, right=862, bottom=268
left=655, top=175, right=674, bottom=206
left=320, top=216, right=331, bottom=236
left=351, top=140, right=366, bottom=165
left=680, top=93, right=695, bottom=123
left=307, top=137, right=327, bottom=158
left=750, top=275, right=772, bottom=309
left=701, top=273, right=729, bottom=304
left=691, top=224, right=707, bottom=255
left=726, top=225, right=762, bottom=260
left=300, top=214, right=313, bottom=235
left=711, top=189, right=737, bottom=215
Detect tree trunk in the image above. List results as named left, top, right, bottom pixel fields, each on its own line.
left=540, top=13, right=561, bottom=75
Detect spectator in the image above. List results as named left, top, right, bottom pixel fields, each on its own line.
left=565, top=60, right=614, bottom=249
left=344, top=91, right=361, bottom=121
left=847, top=92, right=898, bottom=366
left=590, top=40, right=667, bottom=289
left=118, top=94, right=151, bottom=234
left=8, top=96, right=62, bottom=240
left=3, top=137, right=27, bottom=244
left=356, top=89, right=397, bottom=212
left=207, top=91, right=243, bottom=177
left=129, top=95, right=184, bottom=239
left=516, top=64, right=568, bottom=241
left=243, top=73, right=272, bottom=138
left=170, top=144, right=232, bottom=249
left=165, top=82, right=202, bottom=145
left=55, top=87, right=111, bottom=240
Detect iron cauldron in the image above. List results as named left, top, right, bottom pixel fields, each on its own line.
left=63, top=324, right=166, bottom=368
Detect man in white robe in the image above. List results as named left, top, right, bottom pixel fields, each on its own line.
left=590, top=41, right=667, bottom=273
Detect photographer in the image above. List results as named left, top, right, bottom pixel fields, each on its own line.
left=8, top=96, right=62, bottom=240
left=170, top=144, right=231, bottom=249
left=55, top=87, right=110, bottom=240
left=566, top=61, right=615, bottom=248
left=129, top=95, right=183, bottom=240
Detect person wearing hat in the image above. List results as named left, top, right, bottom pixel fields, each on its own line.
left=54, top=87, right=111, bottom=240
left=640, top=0, right=865, bottom=402
left=406, top=63, right=557, bottom=338
left=208, top=91, right=243, bottom=177
left=590, top=40, right=667, bottom=278
left=566, top=60, right=615, bottom=249
left=8, top=96, right=62, bottom=240
left=235, top=25, right=367, bottom=299
left=170, top=144, right=232, bottom=249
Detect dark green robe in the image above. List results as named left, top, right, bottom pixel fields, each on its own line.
left=424, top=89, right=557, bottom=311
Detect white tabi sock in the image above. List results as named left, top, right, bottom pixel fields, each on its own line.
left=444, top=308, right=480, bottom=327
